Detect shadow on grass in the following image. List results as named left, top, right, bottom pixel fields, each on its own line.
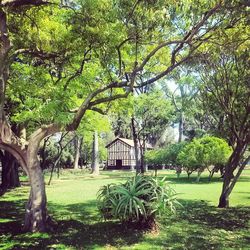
left=0, top=199, right=144, bottom=250
left=1, top=191, right=250, bottom=249
left=143, top=200, right=250, bottom=250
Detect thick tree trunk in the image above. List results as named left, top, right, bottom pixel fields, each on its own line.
left=24, top=158, right=47, bottom=232
left=23, top=126, right=60, bottom=232
left=91, top=131, right=99, bottom=175
left=0, top=121, right=49, bottom=232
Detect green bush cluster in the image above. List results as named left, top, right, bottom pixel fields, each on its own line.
left=97, top=175, right=180, bottom=229
left=145, top=136, right=232, bottom=181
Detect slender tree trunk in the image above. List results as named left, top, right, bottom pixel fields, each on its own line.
left=131, top=117, right=140, bottom=174
left=73, top=135, right=81, bottom=169
left=138, top=138, right=145, bottom=174
left=178, top=111, right=184, bottom=143
left=218, top=142, right=247, bottom=208
left=91, top=131, right=99, bottom=175
left=208, top=169, right=215, bottom=182
left=143, top=139, right=148, bottom=172
left=196, top=169, right=202, bottom=182
left=10, top=161, right=20, bottom=187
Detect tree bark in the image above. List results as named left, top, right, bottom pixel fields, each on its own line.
left=196, top=169, right=202, bottom=182
left=73, top=135, right=81, bottom=169
left=1, top=151, right=20, bottom=189
left=22, top=125, right=59, bottom=231
left=218, top=142, right=248, bottom=208
left=91, top=131, right=99, bottom=175
left=178, top=110, right=184, bottom=143
left=0, top=9, right=11, bottom=122
left=23, top=156, right=47, bottom=232
left=131, top=117, right=140, bottom=174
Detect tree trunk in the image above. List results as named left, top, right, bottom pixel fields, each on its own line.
left=91, top=131, right=99, bottom=175
left=208, top=169, right=215, bottom=182
left=142, top=138, right=148, bottom=172
left=73, top=135, right=81, bottom=169
left=23, top=126, right=59, bottom=232
left=0, top=122, right=49, bottom=232
left=218, top=192, right=229, bottom=208
left=24, top=158, right=47, bottom=232
left=131, top=117, right=140, bottom=174
left=178, top=111, right=184, bottom=143
left=10, top=161, right=20, bottom=187
left=1, top=151, right=20, bottom=189
left=196, top=170, right=202, bottom=182
left=0, top=9, right=11, bottom=121
left=218, top=142, right=247, bottom=208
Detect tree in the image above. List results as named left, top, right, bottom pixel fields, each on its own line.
left=177, top=136, right=232, bottom=181
left=164, top=70, right=198, bottom=142
left=0, top=0, right=232, bottom=231
left=132, top=89, right=174, bottom=173
left=192, top=9, right=249, bottom=205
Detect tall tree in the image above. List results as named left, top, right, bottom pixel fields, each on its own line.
left=133, top=89, right=174, bottom=173
left=0, top=0, right=232, bottom=231
left=193, top=9, right=249, bottom=206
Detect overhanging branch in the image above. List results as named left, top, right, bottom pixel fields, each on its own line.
left=1, top=0, right=52, bottom=8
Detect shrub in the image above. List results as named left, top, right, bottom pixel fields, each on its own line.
left=97, top=175, right=180, bottom=230
left=177, top=135, right=232, bottom=181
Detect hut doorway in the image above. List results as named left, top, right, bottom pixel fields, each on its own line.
left=116, top=159, right=122, bottom=168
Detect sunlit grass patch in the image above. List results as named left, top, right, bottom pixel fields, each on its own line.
left=0, top=169, right=249, bottom=249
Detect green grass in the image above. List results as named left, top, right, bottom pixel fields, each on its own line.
left=0, top=169, right=249, bottom=249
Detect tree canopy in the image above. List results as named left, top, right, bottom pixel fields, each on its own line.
left=0, top=0, right=249, bottom=232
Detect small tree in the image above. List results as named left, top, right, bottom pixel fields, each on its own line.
left=177, top=136, right=232, bottom=181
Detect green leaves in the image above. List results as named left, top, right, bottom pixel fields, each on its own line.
left=177, top=136, right=233, bottom=171
left=97, top=175, right=180, bottom=227
left=145, top=142, right=187, bottom=166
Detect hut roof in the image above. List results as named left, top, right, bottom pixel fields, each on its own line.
left=106, top=137, right=153, bottom=149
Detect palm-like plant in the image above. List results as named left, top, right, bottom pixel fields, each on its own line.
left=97, top=175, right=180, bottom=229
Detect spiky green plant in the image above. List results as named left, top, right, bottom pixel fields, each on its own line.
left=97, top=175, right=180, bottom=229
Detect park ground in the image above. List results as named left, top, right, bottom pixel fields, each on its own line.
left=0, top=170, right=249, bottom=250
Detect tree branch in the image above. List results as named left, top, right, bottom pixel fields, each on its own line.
left=1, top=0, right=52, bottom=8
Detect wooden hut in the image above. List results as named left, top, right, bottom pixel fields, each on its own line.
left=105, top=138, right=152, bottom=170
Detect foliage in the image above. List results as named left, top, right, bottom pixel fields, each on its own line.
left=177, top=136, right=232, bottom=176
left=145, top=142, right=187, bottom=167
left=134, top=89, right=174, bottom=145
left=97, top=175, right=180, bottom=228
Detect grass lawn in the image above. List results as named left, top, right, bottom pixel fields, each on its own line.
left=0, top=169, right=249, bottom=250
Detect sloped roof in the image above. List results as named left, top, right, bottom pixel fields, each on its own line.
left=106, top=137, right=153, bottom=149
